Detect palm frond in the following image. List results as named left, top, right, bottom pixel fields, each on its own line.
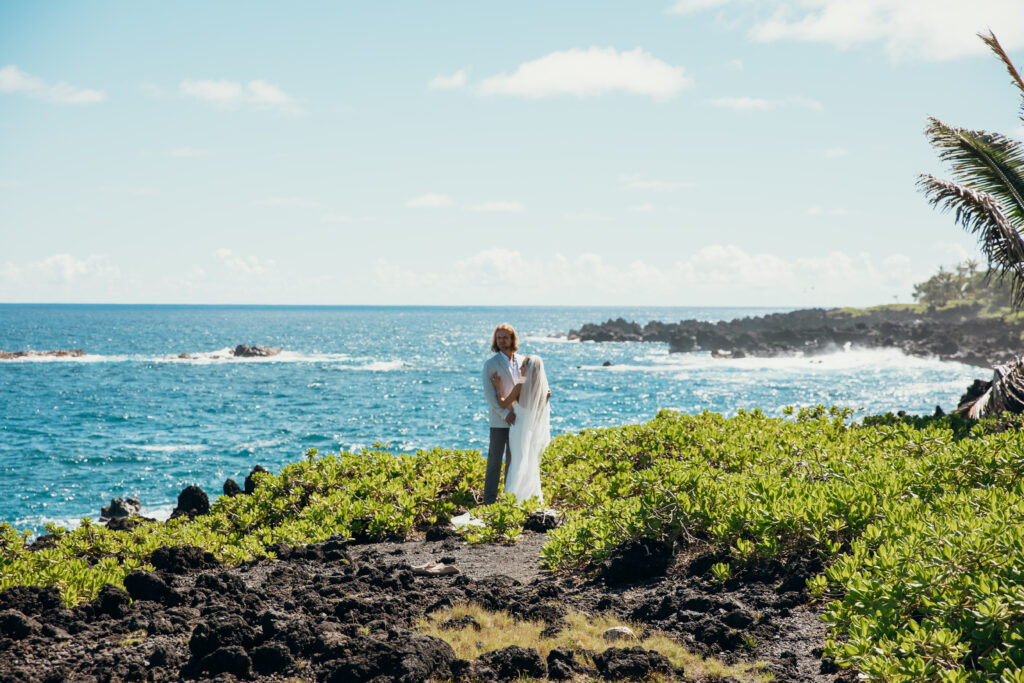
left=979, top=30, right=1024, bottom=124
left=962, top=355, right=1024, bottom=419
left=924, top=117, right=1024, bottom=225
left=917, top=173, right=1024, bottom=308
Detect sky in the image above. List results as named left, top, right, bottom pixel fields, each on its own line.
left=2, top=1, right=1024, bottom=307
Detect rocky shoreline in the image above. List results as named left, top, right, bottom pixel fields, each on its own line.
left=0, top=527, right=845, bottom=683
left=0, top=473, right=849, bottom=683
left=568, top=305, right=1024, bottom=369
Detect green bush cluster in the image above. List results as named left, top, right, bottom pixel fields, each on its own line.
left=0, top=447, right=484, bottom=607
left=537, top=407, right=1024, bottom=682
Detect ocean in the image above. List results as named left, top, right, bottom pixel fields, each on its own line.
left=1, top=304, right=982, bottom=535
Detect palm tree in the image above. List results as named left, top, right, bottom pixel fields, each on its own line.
left=919, top=31, right=1024, bottom=418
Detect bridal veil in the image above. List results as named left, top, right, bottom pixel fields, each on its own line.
left=506, top=355, right=550, bottom=503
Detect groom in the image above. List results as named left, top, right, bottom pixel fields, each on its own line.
left=482, top=323, right=521, bottom=504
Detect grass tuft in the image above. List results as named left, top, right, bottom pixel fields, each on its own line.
left=415, top=603, right=771, bottom=682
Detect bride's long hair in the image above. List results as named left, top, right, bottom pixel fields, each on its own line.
left=519, top=355, right=549, bottom=414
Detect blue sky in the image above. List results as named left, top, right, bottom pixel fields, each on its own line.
left=2, top=1, right=1024, bottom=306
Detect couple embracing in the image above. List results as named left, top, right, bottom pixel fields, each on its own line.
left=481, top=324, right=551, bottom=505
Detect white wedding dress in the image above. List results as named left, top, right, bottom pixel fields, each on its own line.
left=506, top=355, right=550, bottom=503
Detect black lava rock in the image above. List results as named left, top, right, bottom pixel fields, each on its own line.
left=169, top=485, right=209, bottom=519
left=474, top=645, right=546, bottom=681
left=252, top=641, right=294, bottom=675
left=600, top=538, right=674, bottom=585
left=150, top=545, right=219, bottom=574
left=593, top=646, right=673, bottom=680
left=93, top=584, right=131, bottom=619
left=123, top=571, right=181, bottom=606
left=244, top=465, right=269, bottom=494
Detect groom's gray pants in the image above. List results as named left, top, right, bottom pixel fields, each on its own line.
left=484, top=427, right=512, bottom=504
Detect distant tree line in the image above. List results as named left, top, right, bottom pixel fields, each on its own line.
left=911, top=259, right=1013, bottom=309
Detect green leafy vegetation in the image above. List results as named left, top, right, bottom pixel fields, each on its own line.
left=912, top=260, right=1013, bottom=312
left=0, top=447, right=484, bottom=606
left=5, top=408, right=1024, bottom=681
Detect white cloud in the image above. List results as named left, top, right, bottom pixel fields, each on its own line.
left=672, top=0, right=1024, bottom=61
left=170, top=147, right=208, bottom=158
left=0, top=180, right=24, bottom=189
left=823, top=147, right=848, bottom=159
left=406, top=193, right=456, bottom=208
left=0, top=254, right=119, bottom=286
left=0, top=65, right=105, bottom=104
left=179, top=78, right=304, bottom=115
left=253, top=197, right=319, bottom=208
left=727, top=59, right=744, bottom=70
left=708, top=95, right=823, bottom=111
left=466, top=201, right=524, bottom=213
left=933, top=241, right=975, bottom=263
left=214, top=248, right=276, bottom=277
left=618, top=174, right=696, bottom=191
left=372, top=245, right=918, bottom=305
left=479, top=47, right=692, bottom=100
left=429, top=68, right=469, bottom=90
left=631, top=204, right=656, bottom=213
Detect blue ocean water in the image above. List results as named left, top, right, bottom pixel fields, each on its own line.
left=1, top=304, right=982, bottom=534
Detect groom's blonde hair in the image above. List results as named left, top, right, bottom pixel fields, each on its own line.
left=490, top=323, right=519, bottom=353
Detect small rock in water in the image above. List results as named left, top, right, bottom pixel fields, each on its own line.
left=169, top=485, right=209, bottom=519
left=223, top=478, right=242, bottom=497
left=244, top=465, right=269, bottom=494
left=602, top=360, right=613, bottom=367
left=603, top=626, right=637, bottom=642
left=232, top=344, right=282, bottom=357
left=100, top=496, right=141, bottom=520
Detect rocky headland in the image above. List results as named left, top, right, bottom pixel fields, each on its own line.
left=568, top=305, right=1024, bottom=368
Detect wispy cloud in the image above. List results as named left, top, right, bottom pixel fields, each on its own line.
left=214, top=248, right=276, bottom=277
left=372, top=245, right=916, bottom=304
left=170, top=147, right=208, bottom=158
left=618, top=174, right=696, bottom=191
left=0, top=65, right=105, bottom=104
left=406, top=193, right=456, bottom=208
left=466, top=201, right=524, bottom=213
left=429, top=68, right=469, bottom=90
left=823, top=147, right=848, bottom=159
left=0, top=254, right=119, bottom=285
left=670, top=0, right=1024, bottom=61
left=321, top=213, right=351, bottom=223
left=0, top=180, right=24, bottom=189
left=179, top=78, right=305, bottom=115
left=631, top=204, right=656, bottom=213
left=708, top=95, right=823, bottom=111
left=253, top=197, right=319, bottom=208
left=479, top=47, right=692, bottom=100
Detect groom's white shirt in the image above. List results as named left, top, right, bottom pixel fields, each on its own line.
left=483, top=351, right=521, bottom=428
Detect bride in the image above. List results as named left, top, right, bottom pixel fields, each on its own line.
left=490, top=355, right=550, bottom=504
